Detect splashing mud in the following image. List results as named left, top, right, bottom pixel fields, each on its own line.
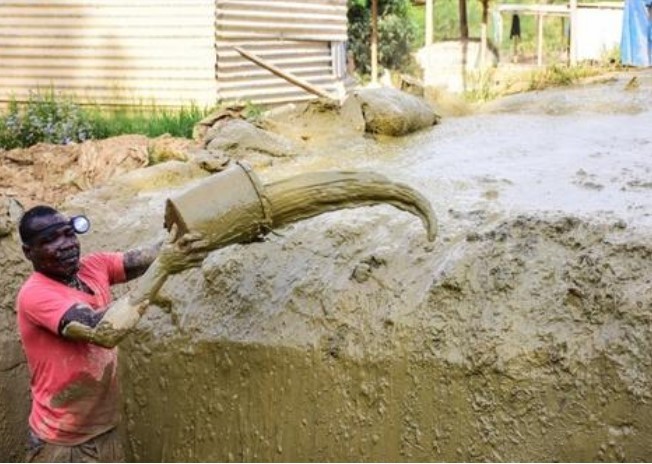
left=1, top=70, right=652, bottom=461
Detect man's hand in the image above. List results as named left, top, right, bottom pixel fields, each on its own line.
left=156, top=224, right=210, bottom=275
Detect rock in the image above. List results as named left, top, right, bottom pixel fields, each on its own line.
left=204, top=119, right=302, bottom=158
left=192, top=104, right=247, bottom=143
left=0, top=197, right=23, bottom=238
left=351, top=87, right=441, bottom=136
left=259, top=97, right=366, bottom=151
left=187, top=149, right=231, bottom=173
left=148, top=135, right=194, bottom=164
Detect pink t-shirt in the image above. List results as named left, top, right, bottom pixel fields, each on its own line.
left=16, top=252, right=126, bottom=446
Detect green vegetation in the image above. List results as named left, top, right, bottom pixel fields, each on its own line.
left=347, top=0, right=419, bottom=74
left=526, top=62, right=615, bottom=90
left=83, top=103, right=212, bottom=140
left=0, top=90, right=223, bottom=150
left=0, top=92, right=93, bottom=150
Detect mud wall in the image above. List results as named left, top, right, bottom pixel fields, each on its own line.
left=2, top=180, right=652, bottom=461
left=121, top=338, right=651, bottom=462
left=0, top=233, right=31, bottom=461
left=112, top=204, right=652, bottom=461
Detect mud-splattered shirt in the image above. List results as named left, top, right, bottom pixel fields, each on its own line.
left=16, top=252, right=126, bottom=446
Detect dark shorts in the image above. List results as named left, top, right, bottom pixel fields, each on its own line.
left=25, top=427, right=125, bottom=463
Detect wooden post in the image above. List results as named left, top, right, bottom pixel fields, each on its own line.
left=569, top=0, right=578, bottom=65
left=371, top=0, right=378, bottom=84
left=234, top=46, right=337, bottom=101
left=537, top=13, right=544, bottom=66
left=426, top=0, right=434, bottom=46
left=480, top=0, right=488, bottom=67
left=459, top=0, right=469, bottom=40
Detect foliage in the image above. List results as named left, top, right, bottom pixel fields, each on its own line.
left=527, top=63, right=609, bottom=90
left=0, top=91, right=217, bottom=149
left=463, top=68, right=500, bottom=102
left=347, top=0, right=419, bottom=75
left=84, top=103, right=212, bottom=140
left=0, top=90, right=93, bottom=149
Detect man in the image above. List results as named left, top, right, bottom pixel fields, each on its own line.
left=16, top=205, right=208, bottom=462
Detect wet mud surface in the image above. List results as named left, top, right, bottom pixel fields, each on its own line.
left=1, top=70, right=652, bottom=461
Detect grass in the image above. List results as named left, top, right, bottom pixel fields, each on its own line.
left=526, top=62, right=618, bottom=90
left=0, top=89, right=268, bottom=149
left=84, top=104, right=211, bottom=140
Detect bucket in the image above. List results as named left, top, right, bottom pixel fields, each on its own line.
left=163, top=162, right=272, bottom=247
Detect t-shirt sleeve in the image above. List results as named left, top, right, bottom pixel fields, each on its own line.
left=104, top=252, right=126, bottom=285
left=83, top=252, right=127, bottom=285
left=17, top=286, right=78, bottom=335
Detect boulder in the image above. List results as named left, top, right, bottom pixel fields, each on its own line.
left=351, top=87, right=440, bottom=136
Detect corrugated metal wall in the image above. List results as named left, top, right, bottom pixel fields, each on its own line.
left=0, top=0, right=349, bottom=107
left=0, top=0, right=217, bottom=107
left=215, top=0, right=348, bottom=105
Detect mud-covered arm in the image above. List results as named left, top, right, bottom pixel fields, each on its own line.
left=59, top=298, right=149, bottom=348
left=61, top=228, right=210, bottom=348
left=124, top=228, right=210, bottom=282
left=123, top=242, right=162, bottom=281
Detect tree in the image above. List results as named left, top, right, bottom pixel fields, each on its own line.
left=347, top=0, right=418, bottom=75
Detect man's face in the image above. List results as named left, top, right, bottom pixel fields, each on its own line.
left=23, top=213, right=81, bottom=279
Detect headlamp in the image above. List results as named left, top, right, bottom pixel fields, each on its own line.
left=70, top=215, right=91, bottom=234
left=23, top=214, right=91, bottom=245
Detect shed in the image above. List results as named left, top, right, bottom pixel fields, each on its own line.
left=0, top=0, right=349, bottom=107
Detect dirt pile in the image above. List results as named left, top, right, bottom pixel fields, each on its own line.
left=107, top=202, right=652, bottom=461
left=0, top=134, right=194, bottom=209
left=1, top=81, right=651, bottom=461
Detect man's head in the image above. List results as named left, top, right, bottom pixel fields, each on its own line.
left=19, top=205, right=82, bottom=279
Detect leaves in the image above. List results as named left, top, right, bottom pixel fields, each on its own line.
left=347, top=0, right=418, bottom=75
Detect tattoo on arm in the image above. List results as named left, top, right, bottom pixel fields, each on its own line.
left=58, top=303, right=107, bottom=337
left=58, top=297, right=150, bottom=348
left=123, top=242, right=162, bottom=281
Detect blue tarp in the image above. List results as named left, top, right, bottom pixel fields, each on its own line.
left=621, top=0, right=652, bottom=67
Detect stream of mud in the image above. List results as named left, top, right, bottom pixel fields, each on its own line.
left=2, top=70, right=652, bottom=461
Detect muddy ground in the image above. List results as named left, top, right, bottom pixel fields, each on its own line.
left=1, top=72, right=652, bottom=461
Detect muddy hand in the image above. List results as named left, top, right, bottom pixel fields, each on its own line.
left=157, top=223, right=211, bottom=275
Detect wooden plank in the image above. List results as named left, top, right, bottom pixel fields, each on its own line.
left=234, top=46, right=336, bottom=101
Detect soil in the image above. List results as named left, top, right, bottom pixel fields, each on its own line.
left=0, top=134, right=195, bottom=209
left=1, top=74, right=651, bottom=462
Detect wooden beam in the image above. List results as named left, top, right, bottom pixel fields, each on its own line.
left=537, top=13, right=544, bottom=66
left=480, top=0, right=488, bottom=67
left=371, top=0, right=378, bottom=84
left=459, top=0, right=469, bottom=39
left=569, top=0, right=578, bottom=65
left=233, top=46, right=337, bottom=102
left=425, top=0, right=434, bottom=46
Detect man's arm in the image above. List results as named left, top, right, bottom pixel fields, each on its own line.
left=58, top=303, right=106, bottom=334
left=60, top=228, right=210, bottom=348
left=59, top=298, right=148, bottom=348
left=123, top=242, right=162, bottom=281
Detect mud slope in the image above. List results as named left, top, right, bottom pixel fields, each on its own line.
left=1, top=72, right=651, bottom=461
left=115, top=72, right=652, bottom=461
left=114, top=209, right=651, bottom=462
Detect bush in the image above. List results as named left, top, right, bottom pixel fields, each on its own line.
left=0, top=91, right=93, bottom=149
left=84, top=103, right=211, bottom=140
left=0, top=91, right=218, bottom=149
left=347, top=0, right=418, bottom=75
